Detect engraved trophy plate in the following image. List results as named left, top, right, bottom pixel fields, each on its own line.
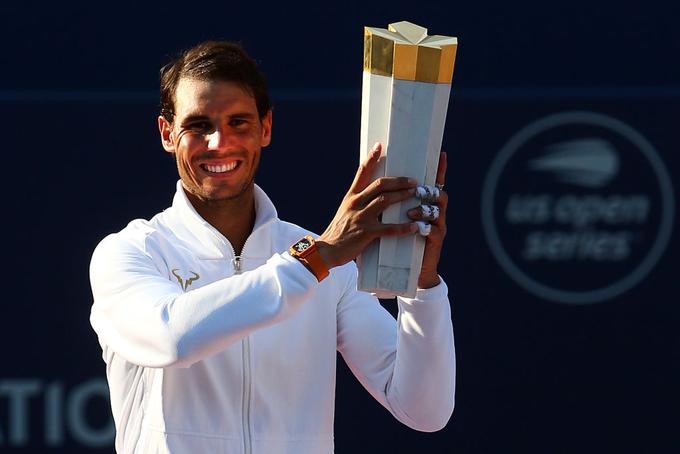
left=357, top=21, right=457, bottom=298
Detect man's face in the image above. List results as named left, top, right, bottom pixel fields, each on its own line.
left=159, top=78, right=272, bottom=202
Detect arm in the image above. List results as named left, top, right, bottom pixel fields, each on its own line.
left=89, top=235, right=317, bottom=369
left=337, top=269, right=455, bottom=432
left=90, top=144, right=415, bottom=370
left=332, top=148, right=454, bottom=430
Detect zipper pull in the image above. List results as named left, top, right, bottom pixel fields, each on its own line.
left=232, top=256, right=242, bottom=274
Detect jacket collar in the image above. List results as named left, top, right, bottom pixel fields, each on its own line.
left=171, top=180, right=278, bottom=259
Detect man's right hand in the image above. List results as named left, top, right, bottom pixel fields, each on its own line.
left=315, top=143, right=418, bottom=269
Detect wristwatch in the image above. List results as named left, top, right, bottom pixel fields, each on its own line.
left=289, top=235, right=329, bottom=282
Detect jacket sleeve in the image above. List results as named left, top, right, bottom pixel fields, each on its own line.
left=89, top=234, right=317, bottom=369
left=336, top=266, right=455, bottom=432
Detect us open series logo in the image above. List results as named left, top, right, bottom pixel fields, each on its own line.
left=482, top=111, right=675, bottom=304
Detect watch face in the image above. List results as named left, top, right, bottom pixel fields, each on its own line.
left=293, top=238, right=312, bottom=254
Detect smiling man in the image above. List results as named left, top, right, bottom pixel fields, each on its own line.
left=89, top=41, right=455, bottom=454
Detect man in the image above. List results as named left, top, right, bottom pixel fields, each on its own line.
left=90, top=41, right=455, bottom=454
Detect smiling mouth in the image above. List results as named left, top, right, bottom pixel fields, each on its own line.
left=200, top=161, right=240, bottom=174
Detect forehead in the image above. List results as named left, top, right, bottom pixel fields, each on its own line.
left=174, top=78, right=256, bottom=118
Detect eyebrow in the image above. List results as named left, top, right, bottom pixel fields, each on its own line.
left=181, top=114, right=210, bottom=124
left=228, top=112, right=258, bottom=120
left=180, top=112, right=258, bottom=124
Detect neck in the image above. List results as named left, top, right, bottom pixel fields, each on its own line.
left=185, top=185, right=256, bottom=256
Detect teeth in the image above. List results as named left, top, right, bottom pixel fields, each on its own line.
left=205, top=162, right=238, bottom=173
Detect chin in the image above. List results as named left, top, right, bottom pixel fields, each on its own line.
left=204, top=183, right=252, bottom=202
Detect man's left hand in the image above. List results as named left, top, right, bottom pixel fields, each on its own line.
left=407, top=152, right=448, bottom=289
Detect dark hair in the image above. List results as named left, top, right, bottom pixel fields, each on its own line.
left=159, top=41, right=271, bottom=122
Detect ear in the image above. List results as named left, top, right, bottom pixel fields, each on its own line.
left=158, top=115, right=175, bottom=153
left=260, top=110, right=273, bottom=148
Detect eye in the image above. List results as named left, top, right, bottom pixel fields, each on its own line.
left=186, top=121, right=214, bottom=134
left=229, top=118, right=249, bottom=128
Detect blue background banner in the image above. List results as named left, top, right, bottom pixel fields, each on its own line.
left=1, top=1, right=678, bottom=452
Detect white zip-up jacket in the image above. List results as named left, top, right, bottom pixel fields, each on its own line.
left=90, top=181, right=455, bottom=454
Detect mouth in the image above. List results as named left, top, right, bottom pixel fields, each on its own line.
left=199, top=160, right=241, bottom=174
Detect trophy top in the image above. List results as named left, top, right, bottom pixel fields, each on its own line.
left=388, top=21, right=429, bottom=44
left=364, top=21, right=458, bottom=84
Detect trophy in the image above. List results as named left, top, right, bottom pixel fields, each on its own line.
left=357, top=21, right=457, bottom=298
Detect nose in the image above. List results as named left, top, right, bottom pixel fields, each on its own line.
left=206, top=127, right=231, bottom=150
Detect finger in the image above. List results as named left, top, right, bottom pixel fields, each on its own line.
left=415, top=185, right=441, bottom=203
left=409, top=189, right=447, bottom=216
left=424, top=222, right=446, bottom=239
left=358, top=176, right=417, bottom=205
left=424, top=195, right=447, bottom=232
left=415, top=221, right=431, bottom=236
left=350, top=142, right=382, bottom=193
left=374, top=222, right=418, bottom=237
left=424, top=223, right=444, bottom=238
left=407, top=204, right=440, bottom=221
left=435, top=190, right=448, bottom=225
left=364, top=188, right=416, bottom=215
left=407, top=206, right=423, bottom=220
left=436, top=151, right=447, bottom=187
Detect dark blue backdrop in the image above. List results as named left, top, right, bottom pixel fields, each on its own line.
left=1, top=1, right=678, bottom=452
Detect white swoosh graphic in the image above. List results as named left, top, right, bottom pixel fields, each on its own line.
left=528, top=138, right=619, bottom=188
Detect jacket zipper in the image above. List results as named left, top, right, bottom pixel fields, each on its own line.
left=229, top=225, right=272, bottom=454
left=242, top=335, right=252, bottom=454
left=232, top=255, right=251, bottom=454
left=232, top=256, right=242, bottom=274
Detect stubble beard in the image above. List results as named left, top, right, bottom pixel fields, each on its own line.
left=179, top=156, right=259, bottom=208
left=202, top=177, right=255, bottom=206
